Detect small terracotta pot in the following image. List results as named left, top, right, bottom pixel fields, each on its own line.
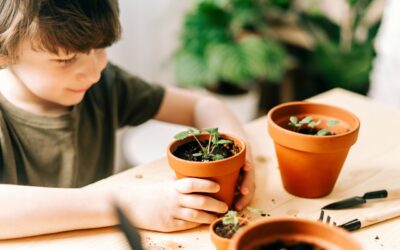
left=229, top=217, right=362, bottom=250
left=267, top=101, right=360, bottom=198
left=210, top=217, right=250, bottom=250
left=167, top=133, right=246, bottom=207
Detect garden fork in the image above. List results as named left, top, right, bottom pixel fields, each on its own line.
left=318, top=210, right=337, bottom=226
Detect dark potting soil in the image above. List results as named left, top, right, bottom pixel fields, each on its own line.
left=214, top=220, right=239, bottom=239
left=252, top=240, right=326, bottom=250
left=173, top=140, right=240, bottom=162
left=296, top=128, right=334, bottom=136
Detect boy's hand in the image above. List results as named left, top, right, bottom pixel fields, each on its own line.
left=114, top=178, right=228, bottom=232
left=234, top=160, right=256, bottom=211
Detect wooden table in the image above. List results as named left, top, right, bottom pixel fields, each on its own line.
left=2, top=88, right=400, bottom=250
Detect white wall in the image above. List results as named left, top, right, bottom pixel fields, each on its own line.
left=107, top=0, right=190, bottom=85
left=108, top=0, right=191, bottom=170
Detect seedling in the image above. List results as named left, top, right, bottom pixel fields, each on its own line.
left=215, top=208, right=267, bottom=239
left=174, top=128, right=233, bottom=161
left=215, top=210, right=245, bottom=239
left=288, top=116, right=339, bottom=136
left=222, top=210, right=241, bottom=233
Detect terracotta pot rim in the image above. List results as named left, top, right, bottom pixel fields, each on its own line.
left=268, top=101, right=360, bottom=139
left=210, top=217, right=250, bottom=243
left=167, top=133, right=246, bottom=166
left=229, top=217, right=362, bottom=250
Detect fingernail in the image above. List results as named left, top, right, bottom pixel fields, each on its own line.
left=242, top=187, right=249, bottom=195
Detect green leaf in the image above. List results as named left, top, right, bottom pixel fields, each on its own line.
left=213, top=154, right=225, bottom=161
left=205, top=36, right=287, bottom=84
left=203, top=127, right=219, bottom=135
left=239, top=35, right=269, bottom=78
left=289, top=116, right=298, bottom=125
left=173, top=128, right=201, bottom=140
left=308, top=120, right=320, bottom=128
left=222, top=210, right=238, bottom=225
left=317, top=129, right=330, bottom=136
left=207, top=43, right=250, bottom=84
left=192, top=152, right=203, bottom=157
left=217, top=139, right=232, bottom=144
left=175, top=51, right=216, bottom=87
left=299, top=116, right=313, bottom=124
left=327, top=119, right=339, bottom=126
left=203, top=128, right=219, bottom=145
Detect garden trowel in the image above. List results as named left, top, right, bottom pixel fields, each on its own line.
left=322, top=189, right=400, bottom=210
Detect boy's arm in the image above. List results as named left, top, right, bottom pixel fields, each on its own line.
left=154, top=87, right=247, bottom=140
left=0, top=184, right=113, bottom=239
left=154, top=87, right=255, bottom=210
left=0, top=175, right=227, bottom=239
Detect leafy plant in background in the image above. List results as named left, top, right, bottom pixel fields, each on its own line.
left=174, top=0, right=288, bottom=91
left=302, top=0, right=380, bottom=94
left=263, top=0, right=381, bottom=95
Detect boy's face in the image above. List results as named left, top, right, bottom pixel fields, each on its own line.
left=8, top=41, right=108, bottom=110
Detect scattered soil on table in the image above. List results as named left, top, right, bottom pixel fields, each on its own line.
left=255, top=155, right=268, bottom=163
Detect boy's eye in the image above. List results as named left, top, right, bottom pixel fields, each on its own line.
left=55, top=56, right=77, bottom=65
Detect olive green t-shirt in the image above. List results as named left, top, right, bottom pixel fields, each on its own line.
left=0, top=63, right=165, bottom=187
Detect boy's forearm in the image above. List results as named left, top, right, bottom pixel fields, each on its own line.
left=0, top=184, right=115, bottom=239
left=194, top=96, right=248, bottom=141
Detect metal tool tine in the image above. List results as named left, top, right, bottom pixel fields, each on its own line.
left=318, top=210, right=338, bottom=227
left=318, top=210, right=324, bottom=221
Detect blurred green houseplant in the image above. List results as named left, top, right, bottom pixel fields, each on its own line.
left=174, top=0, right=288, bottom=93
left=263, top=0, right=382, bottom=95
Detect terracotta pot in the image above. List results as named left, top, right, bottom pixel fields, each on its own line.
left=267, top=101, right=360, bottom=198
left=229, top=217, right=362, bottom=250
left=210, top=217, right=250, bottom=250
left=167, top=133, right=246, bottom=206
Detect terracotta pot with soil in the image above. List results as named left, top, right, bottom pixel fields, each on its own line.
left=229, top=217, right=362, bottom=250
left=167, top=128, right=246, bottom=206
left=210, top=211, right=250, bottom=250
left=267, top=101, right=360, bottom=198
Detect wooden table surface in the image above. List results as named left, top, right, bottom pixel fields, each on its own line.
left=1, top=88, right=400, bottom=250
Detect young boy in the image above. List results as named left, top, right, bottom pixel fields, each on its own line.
left=0, top=0, right=255, bottom=239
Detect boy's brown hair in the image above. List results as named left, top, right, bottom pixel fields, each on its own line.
left=0, top=0, right=121, bottom=64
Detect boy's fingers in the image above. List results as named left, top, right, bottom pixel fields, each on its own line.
left=235, top=191, right=254, bottom=211
left=243, top=161, right=252, bottom=171
left=174, top=207, right=217, bottom=224
left=240, top=163, right=255, bottom=193
left=174, top=178, right=220, bottom=194
left=235, top=164, right=256, bottom=210
left=178, top=194, right=228, bottom=213
left=170, top=219, right=200, bottom=231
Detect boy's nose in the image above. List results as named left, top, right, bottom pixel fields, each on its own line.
left=77, top=50, right=103, bottom=83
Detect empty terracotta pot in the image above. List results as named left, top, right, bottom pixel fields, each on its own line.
left=167, top=133, right=246, bottom=207
left=229, top=217, right=362, bottom=250
left=267, top=101, right=360, bottom=198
